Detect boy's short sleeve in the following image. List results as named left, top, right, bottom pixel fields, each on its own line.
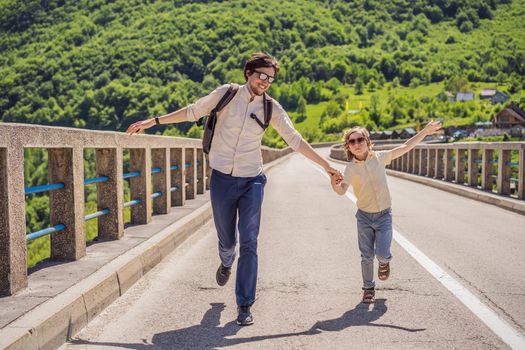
left=377, top=150, right=393, bottom=166
left=341, top=164, right=352, bottom=185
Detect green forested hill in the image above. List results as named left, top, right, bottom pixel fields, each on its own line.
left=3, top=0, right=524, bottom=267
left=1, top=0, right=524, bottom=136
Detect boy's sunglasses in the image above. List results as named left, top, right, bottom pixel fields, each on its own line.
left=254, top=71, right=275, bottom=83
left=348, top=137, right=365, bottom=145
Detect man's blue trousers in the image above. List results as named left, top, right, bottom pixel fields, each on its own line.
left=210, top=169, right=266, bottom=306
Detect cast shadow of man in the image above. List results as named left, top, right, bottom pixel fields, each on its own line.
left=70, top=299, right=424, bottom=349
left=308, top=298, right=426, bottom=334
left=70, top=302, right=312, bottom=350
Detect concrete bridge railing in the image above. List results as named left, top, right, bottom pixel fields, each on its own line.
left=0, top=123, right=293, bottom=297
left=331, top=142, right=525, bottom=201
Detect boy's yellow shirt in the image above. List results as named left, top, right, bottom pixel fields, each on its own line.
left=342, top=150, right=393, bottom=213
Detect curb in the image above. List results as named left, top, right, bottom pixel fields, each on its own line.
left=329, top=156, right=525, bottom=216
left=0, top=152, right=295, bottom=350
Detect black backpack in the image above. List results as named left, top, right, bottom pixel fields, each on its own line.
left=198, top=84, right=273, bottom=154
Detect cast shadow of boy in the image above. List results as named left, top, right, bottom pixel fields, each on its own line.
left=308, top=298, right=426, bottom=334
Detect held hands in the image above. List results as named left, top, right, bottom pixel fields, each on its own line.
left=126, top=118, right=155, bottom=135
left=328, top=168, right=343, bottom=186
left=423, top=120, right=442, bottom=136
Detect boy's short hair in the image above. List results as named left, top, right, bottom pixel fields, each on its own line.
left=243, top=52, right=280, bottom=81
left=342, top=127, right=373, bottom=161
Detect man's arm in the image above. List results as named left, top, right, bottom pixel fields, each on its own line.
left=390, top=121, right=442, bottom=160
left=296, top=140, right=339, bottom=176
left=126, top=84, right=230, bottom=135
left=126, top=108, right=188, bottom=135
left=269, top=100, right=339, bottom=176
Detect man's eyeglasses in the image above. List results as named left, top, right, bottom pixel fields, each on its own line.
left=348, top=137, right=365, bottom=146
left=255, top=71, right=275, bottom=83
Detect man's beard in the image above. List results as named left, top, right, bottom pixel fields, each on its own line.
left=250, top=82, right=265, bottom=96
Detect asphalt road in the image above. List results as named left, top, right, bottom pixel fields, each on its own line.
left=60, top=150, right=525, bottom=350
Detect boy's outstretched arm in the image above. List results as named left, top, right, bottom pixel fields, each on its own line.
left=391, top=120, right=442, bottom=160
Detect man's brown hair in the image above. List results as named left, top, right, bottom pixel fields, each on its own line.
left=243, top=52, right=280, bottom=81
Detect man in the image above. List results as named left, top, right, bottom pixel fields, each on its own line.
left=127, top=52, right=338, bottom=326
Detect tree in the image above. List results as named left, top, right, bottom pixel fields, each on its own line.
left=445, top=76, right=470, bottom=94
left=369, top=94, right=381, bottom=126
left=297, top=96, right=307, bottom=117
left=355, top=78, right=364, bottom=95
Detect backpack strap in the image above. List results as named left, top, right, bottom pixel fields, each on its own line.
left=212, top=84, right=239, bottom=115
left=262, top=93, right=273, bottom=128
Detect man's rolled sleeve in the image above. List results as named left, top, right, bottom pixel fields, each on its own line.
left=270, top=100, right=303, bottom=150
left=186, top=84, right=230, bottom=122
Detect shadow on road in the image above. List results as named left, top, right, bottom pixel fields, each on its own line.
left=69, top=299, right=425, bottom=349
left=309, top=298, right=426, bottom=333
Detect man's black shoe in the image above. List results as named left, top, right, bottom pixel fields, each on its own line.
left=236, top=306, right=254, bottom=326
left=215, top=264, right=231, bottom=286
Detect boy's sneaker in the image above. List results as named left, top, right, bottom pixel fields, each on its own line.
left=216, top=264, right=231, bottom=286
left=362, top=287, right=375, bottom=304
left=236, top=306, right=254, bottom=326
left=378, top=262, right=390, bottom=281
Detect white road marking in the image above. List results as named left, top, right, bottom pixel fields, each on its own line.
left=311, top=163, right=525, bottom=349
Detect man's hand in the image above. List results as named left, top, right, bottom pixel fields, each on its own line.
left=329, top=169, right=343, bottom=186
left=126, top=119, right=155, bottom=135
left=325, top=166, right=340, bottom=177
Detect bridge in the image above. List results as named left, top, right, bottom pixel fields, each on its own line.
left=1, top=124, right=525, bottom=349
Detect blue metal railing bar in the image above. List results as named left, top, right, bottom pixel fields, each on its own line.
left=25, top=183, right=64, bottom=195
left=170, top=186, right=179, bottom=192
left=170, top=165, right=179, bottom=170
left=185, top=163, right=190, bottom=168
left=84, top=176, right=109, bottom=185
left=84, top=209, right=110, bottom=221
left=26, top=224, right=65, bottom=242
left=151, top=192, right=162, bottom=199
left=151, top=168, right=161, bottom=174
left=123, top=199, right=141, bottom=208
left=123, top=171, right=141, bottom=179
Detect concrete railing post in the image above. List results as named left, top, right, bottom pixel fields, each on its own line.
left=420, top=148, right=428, bottom=176
left=428, top=149, right=436, bottom=178
left=152, top=148, right=170, bottom=215
left=519, top=146, right=525, bottom=200
left=456, top=148, right=466, bottom=184
left=436, top=149, right=444, bottom=179
left=426, top=148, right=432, bottom=177
left=414, top=149, right=420, bottom=174
left=481, top=147, right=494, bottom=191
left=197, top=149, right=205, bottom=195
left=468, top=148, right=479, bottom=187
left=171, top=148, right=185, bottom=206
left=185, top=148, right=196, bottom=200
left=497, top=149, right=511, bottom=195
left=96, top=148, right=124, bottom=240
left=444, top=149, right=454, bottom=181
left=0, top=147, right=27, bottom=296
left=130, top=148, right=152, bottom=225
left=48, top=147, right=86, bottom=260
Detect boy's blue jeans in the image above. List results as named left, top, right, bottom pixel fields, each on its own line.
left=355, top=208, right=393, bottom=289
left=210, top=169, right=266, bottom=307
